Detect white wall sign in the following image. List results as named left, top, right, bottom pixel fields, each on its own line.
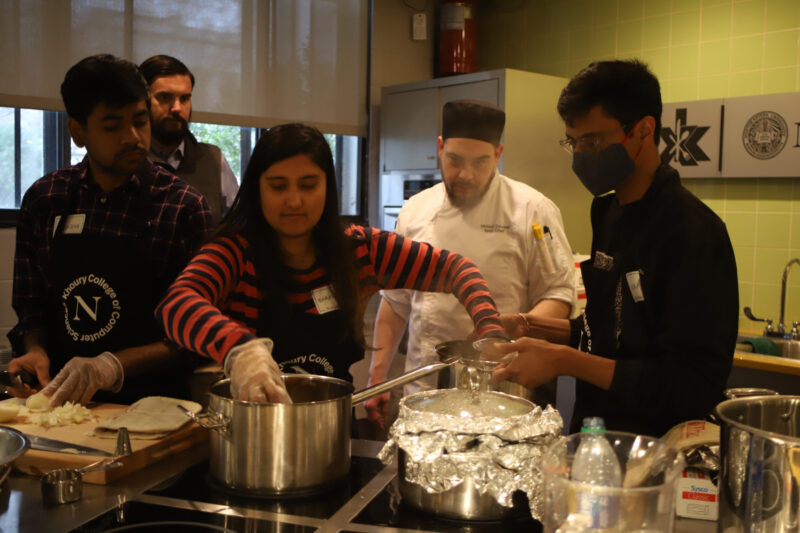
left=660, top=92, right=800, bottom=178
left=721, top=92, right=800, bottom=178
left=660, top=99, right=723, bottom=178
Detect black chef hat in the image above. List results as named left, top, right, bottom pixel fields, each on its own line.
left=442, top=99, right=505, bottom=146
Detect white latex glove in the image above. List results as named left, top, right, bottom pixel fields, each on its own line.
left=224, top=338, right=292, bottom=404
left=41, top=352, right=124, bottom=406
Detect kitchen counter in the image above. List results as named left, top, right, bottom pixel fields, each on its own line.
left=734, top=351, right=800, bottom=376
left=733, top=328, right=800, bottom=376
left=0, top=439, right=717, bottom=532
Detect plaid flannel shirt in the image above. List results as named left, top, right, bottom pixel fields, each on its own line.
left=9, top=158, right=213, bottom=354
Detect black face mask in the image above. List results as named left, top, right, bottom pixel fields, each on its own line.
left=572, top=142, right=636, bottom=197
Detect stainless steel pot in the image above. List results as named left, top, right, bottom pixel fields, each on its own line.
left=182, top=358, right=456, bottom=495
left=723, top=387, right=779, bottom=400
left=390, top=388, right=550, bottom=521
left=436, top=339, right=531, bottom=400
left=717, top=394, right=800, bottom=532
left=397, top=448, right=528, bottom=521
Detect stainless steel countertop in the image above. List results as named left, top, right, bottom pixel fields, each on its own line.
left=0, top=439, right=717, bottom=532
left=0, top=442, right=209, bottom=532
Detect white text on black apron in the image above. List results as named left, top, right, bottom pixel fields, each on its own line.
left=279, top=353, right=335, bottom=375
left=60, top=273, right=122, bottom=342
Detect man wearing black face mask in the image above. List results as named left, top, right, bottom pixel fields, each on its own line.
left=490, top=60, right=738, bottom=437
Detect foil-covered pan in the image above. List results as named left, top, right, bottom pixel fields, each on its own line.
left=379, top=388, right=562, bottom=520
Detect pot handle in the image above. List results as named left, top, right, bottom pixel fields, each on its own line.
left=351, top=356, right=459, bottom=406
left=177, top=405, right=230, bottom=434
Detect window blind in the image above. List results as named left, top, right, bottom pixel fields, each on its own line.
left=0, top=0, right=368, bottom=136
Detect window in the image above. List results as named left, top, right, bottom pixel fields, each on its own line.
left=324, top=134, right=364, bottom=218
left=1, top=108, right=365, bottom=224
left=0, top=107, right=46, bottom=209
left=189, top=122, right=250, bottom=184
left=189, top=122, right=363, bottom=217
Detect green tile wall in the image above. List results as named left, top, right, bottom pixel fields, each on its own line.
left=478, top=0, right=800, bottom=331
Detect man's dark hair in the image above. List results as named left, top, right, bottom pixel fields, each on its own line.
left=60, top=54, right=150, bottom=125
left=557, top=60, right=662, bottom=145
left=139, top=55, right=196, bottom=87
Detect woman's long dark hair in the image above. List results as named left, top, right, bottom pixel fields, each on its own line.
left=213, top=123, right=364, bottom=343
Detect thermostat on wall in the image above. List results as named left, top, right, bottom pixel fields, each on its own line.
left=412, top=13, right=426, bottom=41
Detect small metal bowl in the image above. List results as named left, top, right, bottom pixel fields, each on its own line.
left=41, top=468, right=83, bottom=505
left=41, top=459, right=122, bottom=505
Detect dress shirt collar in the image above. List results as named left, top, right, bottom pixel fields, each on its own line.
left=150, top=139, right=186, bottom=171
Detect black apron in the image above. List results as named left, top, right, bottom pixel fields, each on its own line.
left=572, top=200, right=655, bottom=433
left=256, top=283, right=363, bottom=383
left=45, top=174, right=186, bottom=404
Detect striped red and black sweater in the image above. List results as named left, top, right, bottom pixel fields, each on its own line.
left=155, top=225, right=505, bottom=364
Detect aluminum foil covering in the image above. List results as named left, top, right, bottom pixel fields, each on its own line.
left=379, top=389, right=563, bottom=519
left=685, top=444, right=721, bottom=476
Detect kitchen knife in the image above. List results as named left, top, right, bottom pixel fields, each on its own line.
left=26, top=434, right=114, bottom=457
left=0, top=370, right=38, bottom=389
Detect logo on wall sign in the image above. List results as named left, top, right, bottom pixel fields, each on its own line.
left=60, top=274, right=122, bottom=343
left=660, top=108, right=711, bottom=166
left=742, top=111, right=788, bottom=160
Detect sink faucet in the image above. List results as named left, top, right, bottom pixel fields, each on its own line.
left=779, top=258, right=800, bottom=337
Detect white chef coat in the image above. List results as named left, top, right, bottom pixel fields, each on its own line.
left=382, top=172, right=576, bottom=395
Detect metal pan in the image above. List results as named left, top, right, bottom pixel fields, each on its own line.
left=182, top=357, right=458, bottom=496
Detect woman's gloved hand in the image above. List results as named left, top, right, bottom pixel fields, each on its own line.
left=224, top=338, right=292, bottom=404
left=41, top=352, right=124, bottom=406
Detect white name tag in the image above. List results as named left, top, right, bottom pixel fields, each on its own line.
left=311, top=285, right=339, bottom=314
left=53, top=214, right=86, bottom=237
left=625, top=270, right=645, bottom=302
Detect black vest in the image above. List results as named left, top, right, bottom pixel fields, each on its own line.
left=150, top=134, right=223, bottom=223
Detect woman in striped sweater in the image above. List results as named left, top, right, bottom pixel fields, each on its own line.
left=156, top=123, right=506, bottom=403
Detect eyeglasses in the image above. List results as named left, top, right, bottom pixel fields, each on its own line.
left=559, top=125, right=630, bottom=154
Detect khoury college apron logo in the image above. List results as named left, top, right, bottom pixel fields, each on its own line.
left=278, top=354, right=335, bottom=375
left=61, top=274, right=122, bottom=342
left=660, top=108, right=710, bottom=166
left=742, top=111, right=788, bottom=160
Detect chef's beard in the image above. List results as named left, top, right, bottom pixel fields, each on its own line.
left=444, top=169, right=495, bottom=208
left=151, top=115, right=189, bottom=147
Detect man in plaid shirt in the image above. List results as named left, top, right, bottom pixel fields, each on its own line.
left=7, top=54, right=212, bottom=406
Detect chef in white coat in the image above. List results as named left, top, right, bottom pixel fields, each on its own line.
left=366, top=99, right=576, bottom=429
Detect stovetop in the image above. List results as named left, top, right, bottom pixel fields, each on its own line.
left=143, top=456, right=385, bottom=520
left=74, top=500, right=316, bottom=532
left=73, top=444, right=542, bottom=532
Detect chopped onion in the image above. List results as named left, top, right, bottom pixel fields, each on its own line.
left=0, top=403, right=20, bottom=422
left=28, top=402, right=95, bottom=428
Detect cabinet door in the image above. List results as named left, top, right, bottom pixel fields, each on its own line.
left=440, top=79, right=499, bottom=107
left=382, top=88, right=439, bottom=171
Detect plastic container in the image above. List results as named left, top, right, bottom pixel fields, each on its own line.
left=542, top=430, right=685, bottom=532
left=570, top=417, right=622, bottom=528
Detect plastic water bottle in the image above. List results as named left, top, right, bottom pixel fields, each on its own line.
left=570, top=417, right=622, bottom=530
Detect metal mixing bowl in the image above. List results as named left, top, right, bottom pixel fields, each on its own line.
left=0, top=425, right=30, bottom=486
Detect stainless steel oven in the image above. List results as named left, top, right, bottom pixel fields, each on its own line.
left=380, top=173, right=440, bottom=231
left=382, top=205, right=402, bottom=232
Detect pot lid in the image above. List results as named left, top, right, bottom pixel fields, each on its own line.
left=403, top=389, right=533, bottom=419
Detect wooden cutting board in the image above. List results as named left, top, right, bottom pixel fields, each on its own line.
left=4, top=402, right=209, bottom=484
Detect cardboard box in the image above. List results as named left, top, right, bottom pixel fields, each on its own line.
left=675, top=468, right=718, bottom=521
